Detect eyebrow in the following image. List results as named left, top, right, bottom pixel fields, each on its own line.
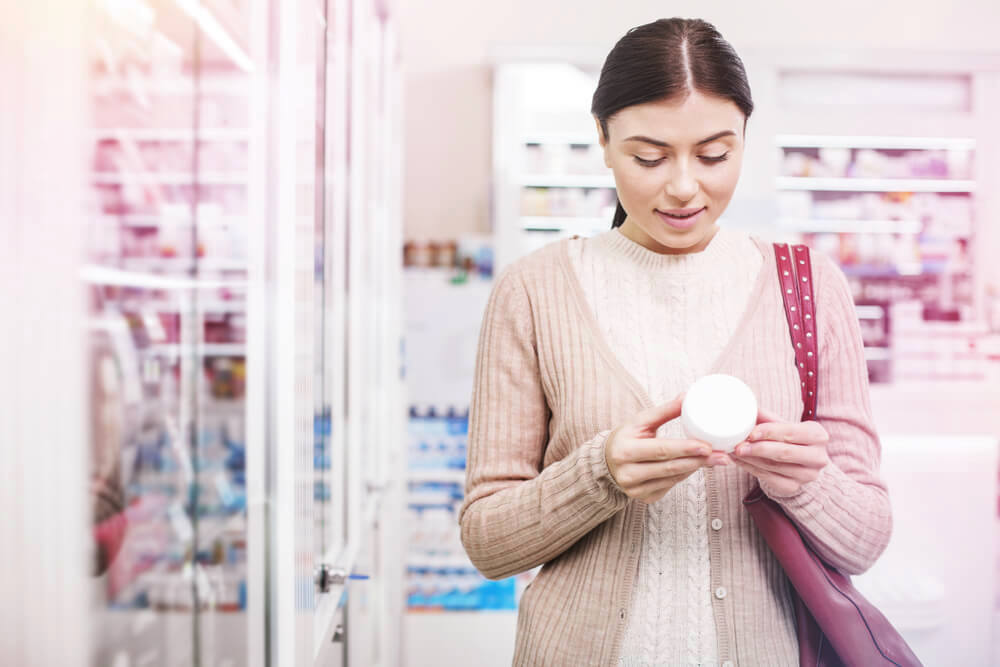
left=623, top=130, right=736, bottom=148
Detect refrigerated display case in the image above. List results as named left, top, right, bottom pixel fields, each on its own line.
left=85, top=2, right=254, bottom=663
left=81, top=0, right=405, bottom=665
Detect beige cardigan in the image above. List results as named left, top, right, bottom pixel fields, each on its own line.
left=459, top=236, right=892, bottom=666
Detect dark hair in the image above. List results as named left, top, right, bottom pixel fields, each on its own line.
left=591, top=18, right=754, bottom=228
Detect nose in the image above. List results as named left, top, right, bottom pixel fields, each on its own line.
left=665, top=160, right=698, bottom=203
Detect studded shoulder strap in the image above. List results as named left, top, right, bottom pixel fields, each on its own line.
left=773, top=243, right=818, bottom=421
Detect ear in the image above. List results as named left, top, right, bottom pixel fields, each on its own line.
left=593, top=116, right=612, bottom=169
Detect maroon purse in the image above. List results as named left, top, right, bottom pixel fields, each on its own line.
left=742, top=243, right=922, bottom=667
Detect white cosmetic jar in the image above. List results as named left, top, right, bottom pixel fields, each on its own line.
left=681, top=374, right=758, bottom=453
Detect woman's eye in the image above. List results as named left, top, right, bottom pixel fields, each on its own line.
left=633, top=153, right=730, bottom=167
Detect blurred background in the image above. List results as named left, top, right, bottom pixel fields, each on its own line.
left=2, top=0, right=1000, bottom=665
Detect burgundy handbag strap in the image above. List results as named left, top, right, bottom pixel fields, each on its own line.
left=773, top=243, right=818, bottom=421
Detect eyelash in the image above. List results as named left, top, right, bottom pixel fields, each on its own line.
left=634, top=153, right=730, bottom=168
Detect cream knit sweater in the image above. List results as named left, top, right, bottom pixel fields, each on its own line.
left=460, top=228, right=891, bottom=666
left=569, top=226, right=763, bottom=666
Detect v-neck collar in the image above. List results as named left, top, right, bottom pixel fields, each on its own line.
left=557, top=234, right=775, bottom=411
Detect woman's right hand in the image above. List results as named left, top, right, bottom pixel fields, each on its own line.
left=605, top=394, right=730, bottom=504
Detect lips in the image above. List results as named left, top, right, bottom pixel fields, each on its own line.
left=659, top=207, right=704, bottom=218
left=655, top=207, right=706, bottom=230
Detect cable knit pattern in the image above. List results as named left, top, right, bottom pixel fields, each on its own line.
left=459, top=231, right=892, bottom=667
left=569, top=227, right=762, bottom=666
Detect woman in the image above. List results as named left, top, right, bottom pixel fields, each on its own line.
left=459, top=18, right=891, bottom=667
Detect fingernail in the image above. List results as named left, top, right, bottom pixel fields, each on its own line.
left=737, top=445, right=750, bottom=456
left=749, top=430, right=761, bottom=441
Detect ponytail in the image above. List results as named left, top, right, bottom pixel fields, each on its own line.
left=611, top=200, right=627, bottom=228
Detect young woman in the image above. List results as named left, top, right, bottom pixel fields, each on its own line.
left=460, top=18, right=891, bottom=666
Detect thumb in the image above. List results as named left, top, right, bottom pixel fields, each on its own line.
left=633, top=393, right=685, bottom=431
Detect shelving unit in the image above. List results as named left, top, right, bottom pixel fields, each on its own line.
left=773, top=128, right=983, bottom=382
left=492, top=63, right=610, bottom=270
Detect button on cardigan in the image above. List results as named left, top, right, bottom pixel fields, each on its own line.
left=459, top=233, right=892, bottom=666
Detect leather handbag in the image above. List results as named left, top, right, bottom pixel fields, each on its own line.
left=742, top=243, right=923, bottom=667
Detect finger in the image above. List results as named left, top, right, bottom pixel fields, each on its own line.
left=631, top=472, right=692, bottom=503
left=621, top=437, right=711, bottom=463
left=733, top=440, right=828, bottom=468
left=748, top=420, right=829, bottom=446
left=631, top=394, right=685, bottom=433
left=615, top=455, right=709, bottom=488
left=754, top=405, right=783, bottom=425
left=730, top=457, right=801, bottom=489
left=707, top=452, right=733, bottom=467
left=730, top=455, right=818, bottom=479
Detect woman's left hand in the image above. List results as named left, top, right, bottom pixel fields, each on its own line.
left=723, top=407, right=831, bottom=497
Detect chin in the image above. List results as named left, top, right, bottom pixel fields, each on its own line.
left=647, top=222, right=716, bottom=252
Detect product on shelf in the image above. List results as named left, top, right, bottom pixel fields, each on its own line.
left=780, top=146, right=973, bottom=181
left=405, top=403, right=537, bottom=612
left=404, top=237, right=494, bottom=278
left=775, top=137, right=982, bottom=384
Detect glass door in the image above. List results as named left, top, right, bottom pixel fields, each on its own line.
left=86, top=0, right=254, bottom=664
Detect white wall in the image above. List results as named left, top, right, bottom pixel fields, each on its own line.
left=0, top=1, right=91, bottom=665
left=399, top=0, right=1000, bottom=241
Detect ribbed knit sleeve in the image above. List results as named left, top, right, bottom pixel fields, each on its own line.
left=762, top=252, right=893, bottom=575
left=458, top=265, right=630, bottom=581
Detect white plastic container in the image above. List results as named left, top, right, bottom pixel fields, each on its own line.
left=681, top=374, right=758, bottom=453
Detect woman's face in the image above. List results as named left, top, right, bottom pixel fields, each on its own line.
left=597, top=89, right=745, bottom=254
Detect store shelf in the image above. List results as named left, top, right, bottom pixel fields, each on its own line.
left=855, top=306, right=887, bottom=320
left=94, top=128, right=249, bottom=142
left=92, top=76, right=250, bottom=96
left=145, top=343, right=246, bottom=357
left=522, top=133, right=596, bottom=145
left=408, top=469, right=466, bottom=484
left=406, top=554, right=477, bottom=570
left=97, top=214, right=245, bottom=227
left=520, top=216, right=609, bottom=231
left=518, top=174, right=615, bottom=189
left=776, top=135, right=976, bottom=150
left=93, top=172, right=247, bottom=185
left=154, top=301, right=247, bottom=314
left=776, top=177, right=975, bottom=193
left=777, top=218, right=924, bottom=235
left=840, top=263, right=960, bottom=278
left=121, top=258, right=247, bottom=272
left=864, top=347, right=892, bottom=361
left=110, top=300, right=246, bottom=314
left=81, top=264, right=246, bottom=290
